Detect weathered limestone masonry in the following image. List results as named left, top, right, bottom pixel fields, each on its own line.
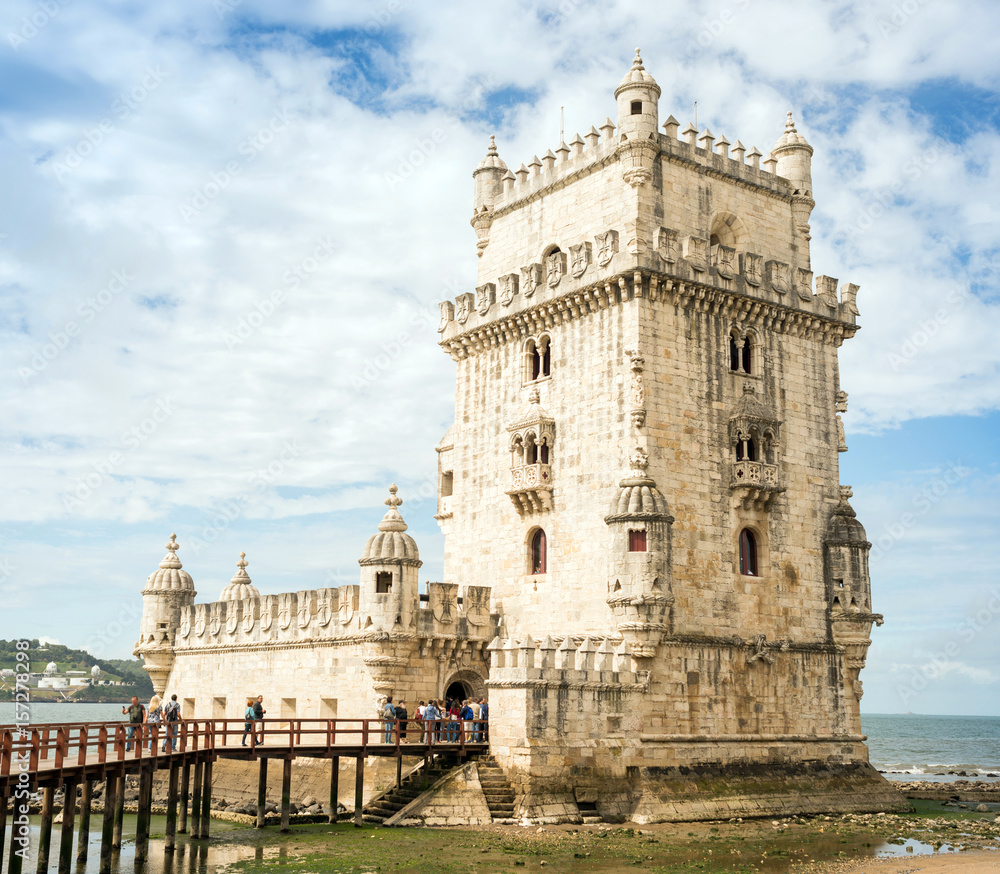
left=136, top=50, right=905, bottom=824
left=436, top=49, right=903, bottom=821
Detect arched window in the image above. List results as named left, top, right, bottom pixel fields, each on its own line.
left=526, top=336, right=551, bottom=382
left=729, top=332, right=753, bottom=374
left=526, top=434, right=538, bottom=465
left=729, top=335, right=740, bottom=371
left=530, top=529, right=547, bottom=575
left=738, top=529, right=757, bottom=576
left=628, top=529, right=647, bottom=552
left=539, top=438, right=549, bottom=464
left=735, top=436, right=757, bottom=462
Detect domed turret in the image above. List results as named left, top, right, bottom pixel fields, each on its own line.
left=135, top=533, right=197, bottom=696
left=614, top=48, right=660, bottom=141
left=473, top=135, right=507, bottom=211
left=359, top=485, right=422, bottom=633
left=771, top=111, right=813, bottom=196
left=44, top=662, right=58, bottom=675
left=824, top=487, right=874, bottom=615
left=219, top=552, right=260, bottom=601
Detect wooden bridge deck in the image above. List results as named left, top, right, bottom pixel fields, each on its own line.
left=0, top=718, right=489, bottom=874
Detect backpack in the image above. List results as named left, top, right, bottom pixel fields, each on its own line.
left=165, top=701, right=181, bottom=722
left=245, top=705, right=255, bottom=720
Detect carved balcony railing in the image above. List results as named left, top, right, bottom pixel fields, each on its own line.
left=506, top=463, right=552, bottom=514
left=730, top=460, right=783, bottom=510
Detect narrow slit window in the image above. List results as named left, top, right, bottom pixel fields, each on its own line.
left=530, top=529, right=547, bottom=575
left=738, top=529, right=758, bottom=576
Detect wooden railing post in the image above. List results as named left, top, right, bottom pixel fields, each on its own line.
left=98, top=726, right=108, bottom=764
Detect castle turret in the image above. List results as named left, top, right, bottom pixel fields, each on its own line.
left=605, top=447, right=674, bottom=659
left=358, top=484, right=421, bottom=634
left=219, top=552, right=260, bottom=601
left=134, top=534, right=196, bottom=696
left=614, top=48, right=660, bottom=140
left=471, top=136, right=507, bottom=256
left=771, top=111, right=815, bottom=271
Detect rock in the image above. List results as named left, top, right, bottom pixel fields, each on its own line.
left=216, top=799, right=228, bottom=809
left=301, top=796, right=317, bottom=807
left=976, top=804, right=989, bottom=812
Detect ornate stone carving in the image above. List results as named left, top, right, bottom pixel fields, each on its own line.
left=455, top=292, right=474, bottom=325
left=476, top=282, right=495, bottom=316
left=746, top=634, right=774, bottom=665
left=570, top=241, right=592, bottom=278
left=626, top=349, right=645, bottom=428
left=836, top=390, right=848, bottom=452
left=260, top=595, right=274, bottom=632
left=437, top=300, right=454, bottom=333
left=179, top=612, right=190, bottom=639
left=765, top=259, right=790, bottom=294
left=242, top=602, right=255, bottom=634
left=546, top=251, right=567, bottom=288
left=657, top=228, right=678, bottom=264
left=741, top=252, right=763, bottom=286
left=521, top=263, right=542, bottom=298
left=683, top=236, right=708, bottom=272
left=225, top=602, right=239, bottom=635
left=194, top=608, right=206, bottom=638
left=506, top=387, right=555, bottom=515
left=714, top=244, right=737, bottom=279
left=316, top=590, right=334, bottom=627
left=796, top=268, right=814, bottom=301
left=596, top=230, right=618, bottom=267
left=499, top=272, right=519, bottom=306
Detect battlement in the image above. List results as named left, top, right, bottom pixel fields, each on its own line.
left=486, top=635, right=648, bottom=691
left=172, top=582, right=496, bottom=651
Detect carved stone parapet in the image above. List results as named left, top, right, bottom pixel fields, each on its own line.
left=730, top=461, right=783, bottom=510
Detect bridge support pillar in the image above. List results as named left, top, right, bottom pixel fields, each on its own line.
left=280, top=758, right=292, bottom=832
left=134, top=765, right=152, bottom=863
left=7, top=792, right=28, bottom=874
left=165, top=763, right=179, bottom=851
left=112, top=771, right=125, bottom=848
left=37, top=785, right=54, bottom=874
left=57, top=775, right=78, bottom=874
left=200, top=760, right=213, bottom=839
left=179, top=762, right=190, bottom=833
left=99, top=771, right=117, bottom=874
left=354, top=756, right=365, bottom=827
left=256, top=758, right=268, bottom=828
left=77, top=778, right=93, bottom=863
left=190, top=760, right=203, bottom=839
left=328, top=756, right=339, bottom=824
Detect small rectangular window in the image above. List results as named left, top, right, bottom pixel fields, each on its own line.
left=631, top=101, right=642, bottom=115
left=440, top=471, right=453, bottom=497
left=375, top=572, right=393, bottom=594
left=628, top=529, right=647, bottom=552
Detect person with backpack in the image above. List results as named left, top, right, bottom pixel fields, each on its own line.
left=242, top=697, right=256, bottom=746
left=382, top=696, right=395, bottom=743
left=163, top=694, right=182, bottom=751
left=394, top=700, right=408, bottom=742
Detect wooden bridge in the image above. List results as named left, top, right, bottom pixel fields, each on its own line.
left=0, top=718, right=488, bottom=874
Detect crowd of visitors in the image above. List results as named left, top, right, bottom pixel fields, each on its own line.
left=379, top=695, right=489, bottom=743
left=121, top=693, right=183, bottom=752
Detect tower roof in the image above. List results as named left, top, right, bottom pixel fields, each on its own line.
left=219, top=552, right=260, bottom=601
left=772, top=111, right=811, bottom=151
left=615, top=48, right=661, bottom=98
left=826, top=486, right=869, bottom=544
left=605, top=448, right=673, bottom=522
left=360, top=484, right=421, bottom=564
left=143, top=533, right=196, bottom=593
left=475, top=135, right=508, bottom=172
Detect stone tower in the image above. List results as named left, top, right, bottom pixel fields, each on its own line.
left=436, top=50, right=901, bottom=821
left=134, top=534, right=196, bottom=696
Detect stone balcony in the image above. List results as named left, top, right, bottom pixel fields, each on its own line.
left=730, top=460, right=783, bottom=510
left=506, top=463, right=553, bottom=514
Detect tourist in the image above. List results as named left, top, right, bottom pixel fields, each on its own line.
left=423, top=699, right=441, bottom=742
left=470, top=698, right=482, bottom=742
left=163, top=694, right=182, bottom=751
left=254, top=695, right=266, bottom=745
left=414, top=701, right=425, bottom=743
left=395, top=700, right=408, bottom=742
left=460, top=699, right=474, bottom=741
left=447, top=699, right=461, bottom=742
left=480, top=698, right=489, bottom=742
left=242, top=697, right=256, bottom=746
left=122, top=696, right=145, bottom=752
left=147, top=695, right=164, bottom=752
left=382, top=696, right=395, bottom=743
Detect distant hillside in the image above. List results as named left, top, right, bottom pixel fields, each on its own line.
left=0, top=639, right=152, bottom=701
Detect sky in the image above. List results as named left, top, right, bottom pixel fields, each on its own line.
left=1, top=0, right=998, bottom=716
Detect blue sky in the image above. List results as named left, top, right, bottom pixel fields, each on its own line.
left=1, top=1, right=998, bottom=716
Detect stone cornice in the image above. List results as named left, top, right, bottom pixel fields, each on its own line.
left=440, top=270, right=858, bottom=360
left=173, top=633, right=492, bottom=657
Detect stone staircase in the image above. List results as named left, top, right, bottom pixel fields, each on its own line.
left=362, top=754, right=461, bottom=825
left=476, top=756, right=516, bottom=823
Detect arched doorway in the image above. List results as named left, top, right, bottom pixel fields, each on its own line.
left=443, top=669, right=486, bottom=702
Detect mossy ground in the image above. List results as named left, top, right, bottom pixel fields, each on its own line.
left=209, top=801, right=1000, bottom=874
